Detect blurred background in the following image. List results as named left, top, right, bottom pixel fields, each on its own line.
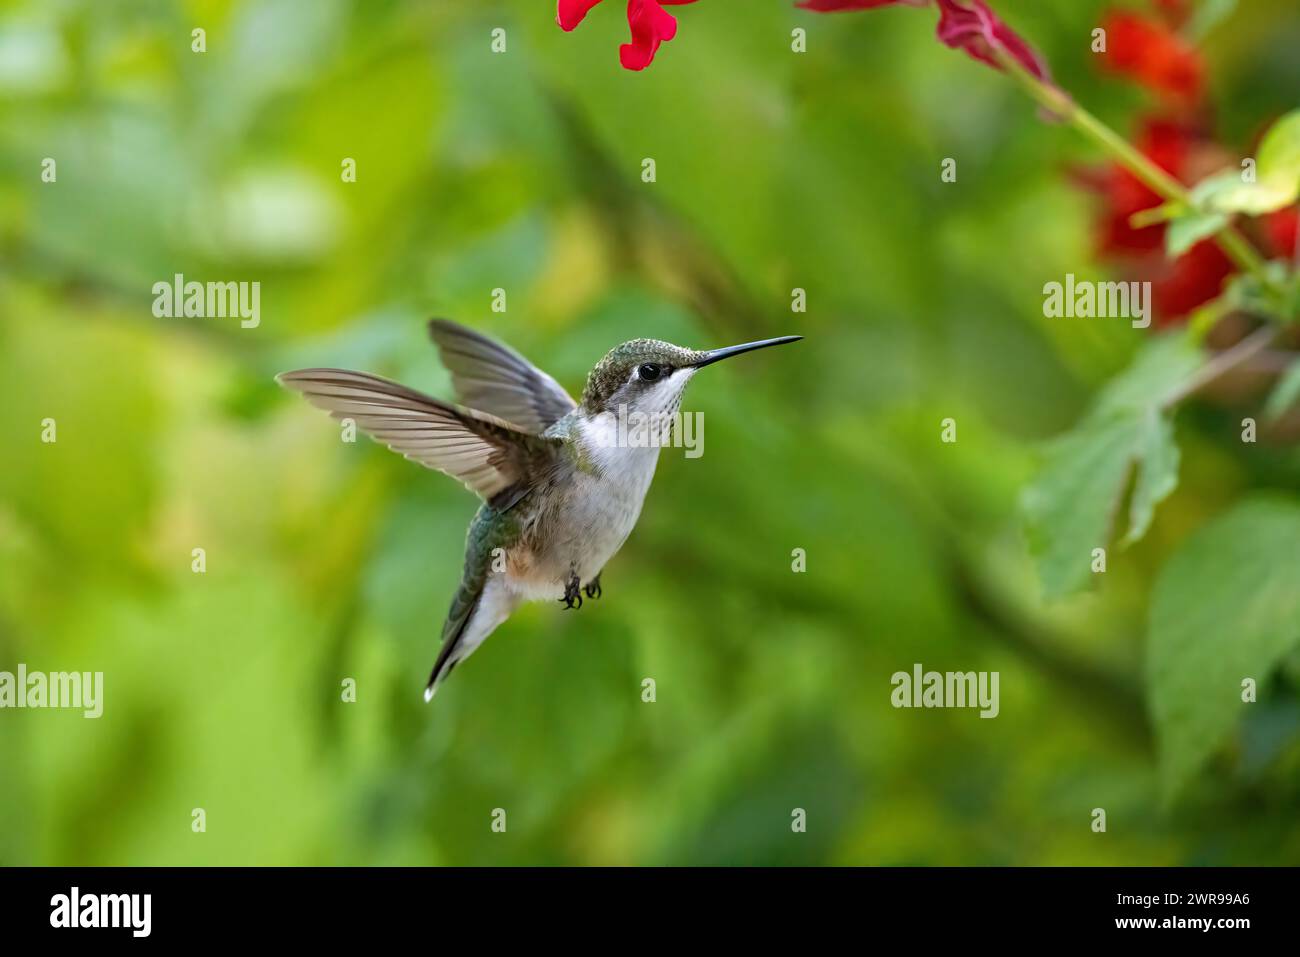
left=1, top=0, right=1299, bottom=865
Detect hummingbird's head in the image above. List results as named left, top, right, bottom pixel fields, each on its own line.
left=580, top=335, right=802, bottom=417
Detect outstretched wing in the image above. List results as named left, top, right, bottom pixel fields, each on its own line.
left=277, top=368, right=557, bottom=506
left=428, top=318, right=577, bottom=434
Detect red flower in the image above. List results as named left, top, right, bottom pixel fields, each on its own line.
left=1149, top=239, right=1235, bottom=324
left=798, top=0, right=1053, bottom=85
left=1100, top=11, right=1203, bottom=105
left=1081, top=118, right=1237, bottom=322
left=557, top=0, right=699, bottom=71
left=557, top=0, right=605, bottom=30
left=934, top=0, right=1052, bottom=83
left=1264, top=207, right=1298, bottom=260
left=1096, top=119, right=1195, bottom=255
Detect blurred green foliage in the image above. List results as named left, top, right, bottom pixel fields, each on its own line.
left=1, top=0, right=1299, bottom=865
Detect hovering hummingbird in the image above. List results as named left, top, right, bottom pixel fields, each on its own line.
left=278, top=319, right=801, bottom=701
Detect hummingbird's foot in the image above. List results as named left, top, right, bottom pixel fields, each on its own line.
left=560, top=574, right=583, bottom=610
left=584, top=575, right=602, bottom=600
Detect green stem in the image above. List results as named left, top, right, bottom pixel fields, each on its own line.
left=1160, top=324, right=1277, bottom=408
left=990, top=47, right=1280, bottom=304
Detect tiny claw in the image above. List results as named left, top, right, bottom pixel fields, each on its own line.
left=584, top=578, right=602, bottom=600
left=560, top=574, right=583, bottom=609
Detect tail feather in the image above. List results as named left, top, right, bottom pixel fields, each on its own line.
left=424, top=591, right=480, bottom=702
left=422, top=508, right=521, bottom=703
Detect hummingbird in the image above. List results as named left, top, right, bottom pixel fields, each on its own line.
left=278, top=319, right=801, bottom=701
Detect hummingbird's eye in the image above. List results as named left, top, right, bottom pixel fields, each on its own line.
left=638, top=363, right=663, bottom=382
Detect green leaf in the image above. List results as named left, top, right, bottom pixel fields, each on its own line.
left=1165, top=209, right=1228, bottom=257
left=1148, top=497, right=1300, bottom=798
left=1123, top=410, right=1180, bottom=546
left=1022, top=334, right=1202, bottom=599
left=1191, top=110, right=1300, bottom=215
left=1264, top=360, right=1300, bottom=421
left=1092, top=331, right=1204, bottom=414
left=1189, top=170, right=1273, bottom=216
left=1022, top=415, right=1144, bottom=599
left=1257, top=110, right=1300, bottom=192
left=1128, top=200, right=1185, bottom=230
left=1223, top=261, right=1300, bottom=321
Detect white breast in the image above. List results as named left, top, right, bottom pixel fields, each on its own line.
left=567, top=412, right=662, bottom=578
left=502, top=412, right=665, bottom=602
left=579, top=411, right=661, bottom=492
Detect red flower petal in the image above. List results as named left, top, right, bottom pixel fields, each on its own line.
left=1265, top=207, right=1299, bottom=260
left=1080, top=118, right=1237, bottom=324
left=1100, top=12, right=1203, bottom=104
left=1083, top=119, right=1194, bottom=255
left=1150, top=238, right=1235, bottom=322
left=934, top=0, right=1052, bottom=83
left=557, top=0, right=605, bottom=31
left=559, top=0, right=697, bottom=70
left=619, top=0, right=696, bottom=71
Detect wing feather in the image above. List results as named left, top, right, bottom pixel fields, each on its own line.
left=277, top=368, right=557, bottom=503
left=428, top=319, right=577, bottom=434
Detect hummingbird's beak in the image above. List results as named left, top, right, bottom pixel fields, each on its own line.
left=690, top=335, right=802, bottom=369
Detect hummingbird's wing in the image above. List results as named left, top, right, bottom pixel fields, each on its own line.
left=277, top=368, right=558, bottom=507
left=428, top=319, right=577, bottom=434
